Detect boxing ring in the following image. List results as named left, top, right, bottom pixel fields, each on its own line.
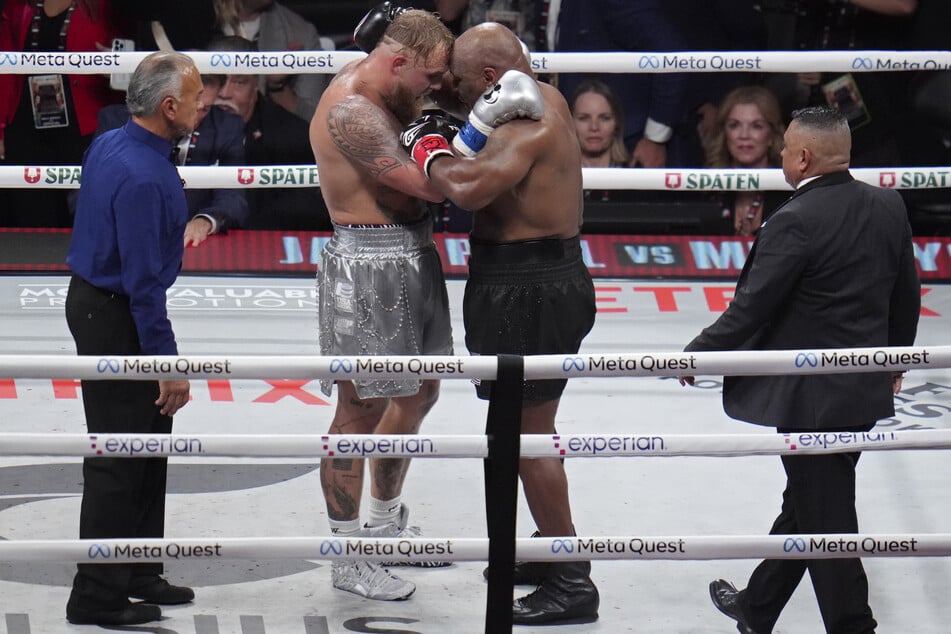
left=1, top=49, right=951, bottom=633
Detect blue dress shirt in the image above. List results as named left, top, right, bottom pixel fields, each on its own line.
left=67, top=120, right=188, bottom=355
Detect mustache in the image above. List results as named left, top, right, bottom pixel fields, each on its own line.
left=214, top=99, right=237, bottom=110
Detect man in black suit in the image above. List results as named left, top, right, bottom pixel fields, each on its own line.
left=680, top=106, right=920, bottom=634
left=210, top=35, right=330, bottom=230
left=86, top=73, right=249, bottom=246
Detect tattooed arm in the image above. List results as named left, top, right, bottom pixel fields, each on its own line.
left=327, top=95, right=445, bottom=204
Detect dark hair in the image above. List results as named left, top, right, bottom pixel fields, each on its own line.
left=207, top=35, right=257, bottom=54
left=791, top=106, right=849, bottom=131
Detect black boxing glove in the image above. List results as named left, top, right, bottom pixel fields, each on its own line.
left=353, top=2, right=407, bottom=53
left=400, top=114, right=459, bottom=177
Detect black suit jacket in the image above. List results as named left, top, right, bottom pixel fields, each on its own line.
left=93, top=104, right=249, bottom=231
left=685, top=171, right=921, bottom=429
left=243, top=95, right=329, bottom=230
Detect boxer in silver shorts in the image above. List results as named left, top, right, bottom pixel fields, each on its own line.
left=318, top=219, right=453, bottom=398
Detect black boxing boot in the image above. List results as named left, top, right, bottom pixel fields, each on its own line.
left=482, top=530, right=549, bottom=585
left=512, top=561, right=600, bottom=625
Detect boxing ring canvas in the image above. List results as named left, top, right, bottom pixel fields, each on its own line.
left=1, top=275, right=950, bottom=634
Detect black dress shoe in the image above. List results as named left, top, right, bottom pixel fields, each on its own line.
left=129, top=576, right=195, bottom=605
left=709, top=579, right=756, bottom=634
left=66, top=602, right=162, bottom=625
left=512, top=561, right=599, bottom=625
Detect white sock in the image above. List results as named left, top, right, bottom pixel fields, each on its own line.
left=329, top=518, right=361, bottom=537
left=366, top=495, right=402, bottom=527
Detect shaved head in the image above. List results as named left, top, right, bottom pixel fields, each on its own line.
left=451, top=22, right=533, bottom=108
left=454, top=23, right=526, bottom=73
left=781, top=107, right=851, bottom=187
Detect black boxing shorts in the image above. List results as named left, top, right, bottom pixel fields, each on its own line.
left=463, top=234, right=596, bottom=402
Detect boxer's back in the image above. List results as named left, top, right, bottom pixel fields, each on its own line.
left=471, top=81, right=585, bottom=242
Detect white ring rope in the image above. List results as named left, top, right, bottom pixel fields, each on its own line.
left=0, top=49, right=949, bottom=75
left=3, top=166, right=948, bottom=190
left=3, top=429, right=951, bottom=458
left=0, top=534, right=947, bottom=563
left=0, top=346, right=941, bottom=381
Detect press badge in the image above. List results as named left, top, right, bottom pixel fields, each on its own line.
left=29, top=74, right=69, bottom=129
left=822, top=73, right=871, bottom=131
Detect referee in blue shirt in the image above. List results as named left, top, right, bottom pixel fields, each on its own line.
left=65, top=51, right=203, bottom=627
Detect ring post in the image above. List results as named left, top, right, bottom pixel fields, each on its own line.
left=483, top=354, right=524, bottom=634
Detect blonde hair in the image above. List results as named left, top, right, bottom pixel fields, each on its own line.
left=213, top=0, right=244, bottom=36
left=705, top=85, right=785, bottom=168
left=383, top=9, right=453, bottom=65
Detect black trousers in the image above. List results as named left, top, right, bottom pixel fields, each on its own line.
left=65, top=275, right=171, bottom=610
left=742, top=440, right=877, bottom=634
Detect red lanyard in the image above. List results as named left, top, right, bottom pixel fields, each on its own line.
left=28, top=0, right=77, bottom=52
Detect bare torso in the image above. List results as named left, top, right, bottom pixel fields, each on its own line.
left=309, top=61, right=430, bottom=225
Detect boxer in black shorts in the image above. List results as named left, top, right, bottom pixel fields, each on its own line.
left=464, top=235, right=595, bottom=401
left=401, top=22, right=601, bottom=626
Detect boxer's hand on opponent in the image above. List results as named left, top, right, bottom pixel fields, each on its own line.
left=156, top=379, right=190, bottom=416
left=452, top=69, right=545, bottom=157
left=400, top=114, right=460, bottom=177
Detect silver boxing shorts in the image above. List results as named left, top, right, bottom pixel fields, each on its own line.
left=318, top=219, right=454, bottom=398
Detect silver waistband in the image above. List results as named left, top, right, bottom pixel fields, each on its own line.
left=330, top=219, right=433, bottom=253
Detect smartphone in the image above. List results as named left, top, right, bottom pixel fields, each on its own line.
left=110, top=38, right=135, bottom=92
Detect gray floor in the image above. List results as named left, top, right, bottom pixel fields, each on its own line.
left=1, top=275, right=950, bottom=633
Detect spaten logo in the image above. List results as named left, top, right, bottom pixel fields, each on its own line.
left=23, top=168, right=41, bottom=184
left=237, top=168, right=255, bottom=185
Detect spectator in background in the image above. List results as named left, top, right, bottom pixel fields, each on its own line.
left=570, top=79, right=630, bottom=205
left=762, top=0, right=918, bottom=166
left=111, top=0, right=217, bottom=51
left=703, top=85, right=787, bottom=236
left=214, top=0, right=331, bottom=123
left=210, top=35, right=329, bottom=230
left=556, top=0, right=692, bottom=168
left=435, top=0, right=541, bottom=50
left=674, top=0, right=768, bottom=150
left=0, top=0, right=130, bottom=227
left=571, top=79, right=630, bottom=169
left=89, top=72, right=249, bottom=245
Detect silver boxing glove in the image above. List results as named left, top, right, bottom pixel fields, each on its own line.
left=452, top=69, right=545, bottom=157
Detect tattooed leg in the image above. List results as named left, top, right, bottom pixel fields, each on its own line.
left=370, top=380, right=440, bottom=501
left=321, top=381, right=386, bottom=521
